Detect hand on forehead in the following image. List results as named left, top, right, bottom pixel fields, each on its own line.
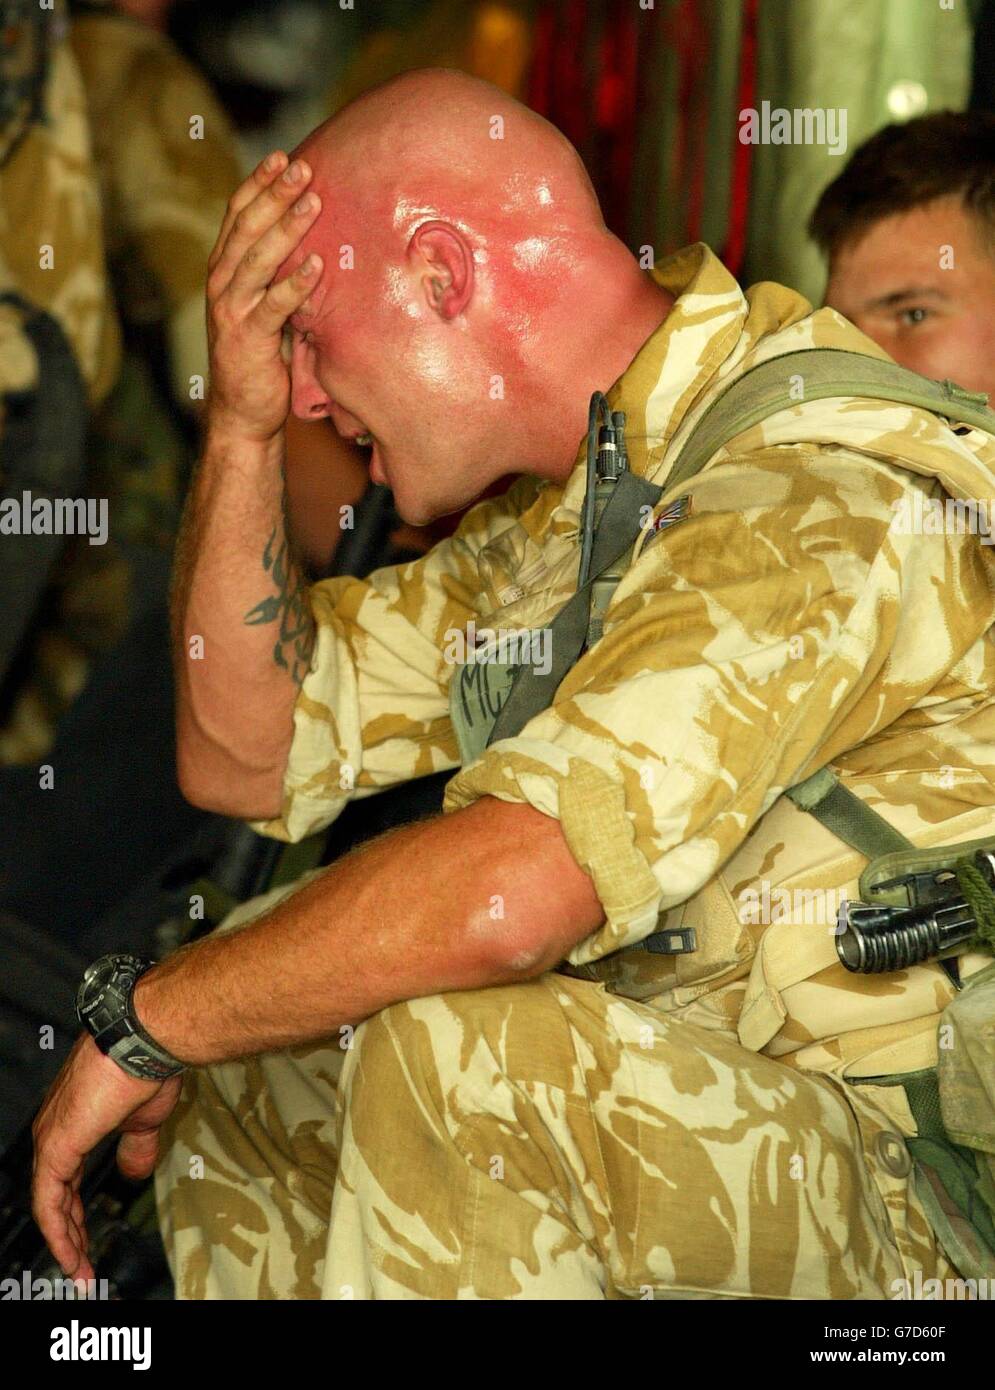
left=273, top=208, right=335, bottom=323
left=273, top=165, right=393, bottom=331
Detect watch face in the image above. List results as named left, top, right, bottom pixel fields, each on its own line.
left=77, top=954, right=152, bottom=1029
left=76, top=953, right=183, bottom=1079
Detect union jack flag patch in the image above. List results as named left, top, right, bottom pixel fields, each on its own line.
left=644, top=493, right=693, bottom=546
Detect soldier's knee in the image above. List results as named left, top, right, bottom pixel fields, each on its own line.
left=341, top=996, right=461, bottom=1154
left=346, top=978, right=580, bottom=1118
left=349, top=994, right=448, bottom=1081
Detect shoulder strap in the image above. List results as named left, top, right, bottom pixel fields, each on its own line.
left=663, top=347, right=995, bottom=498
left=486, top=468, right=662, bottom=746
left=784, top=767, right=912, bottom=858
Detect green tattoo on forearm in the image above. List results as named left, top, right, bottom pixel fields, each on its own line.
left=244, top=527, right=316, bottom=685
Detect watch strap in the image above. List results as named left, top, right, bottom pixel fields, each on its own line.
left=77, top=954, right=186, bottom=1081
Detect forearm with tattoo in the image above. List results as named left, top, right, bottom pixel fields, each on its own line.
left=243, top=522, right=316, bottom=685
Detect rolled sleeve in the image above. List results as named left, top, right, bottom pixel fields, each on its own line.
left=444, top=744, right=663, bottom=963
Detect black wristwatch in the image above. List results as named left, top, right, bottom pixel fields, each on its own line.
left=76, top=953, right=186, bottom=1081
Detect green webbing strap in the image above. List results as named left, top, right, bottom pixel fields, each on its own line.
left=268, top=833, right=326, bottom=888
left=787, top=773, right=995, bottom=954
left=904, top=1068, right=995, bottom=1274
left=784, top=766, right=914, bottom=859
left=904, top=1069, right=948, bottom=1142
left=663, top=347, right=995, bottom=498
left=855, top=1070, right=995, bottom=1280
left=793, top=768, right=995, bottom=1267
left=487, top=469, right=662, bottom=745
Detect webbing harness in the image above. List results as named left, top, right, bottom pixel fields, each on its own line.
left=785, top=765, right=995, bottom=1278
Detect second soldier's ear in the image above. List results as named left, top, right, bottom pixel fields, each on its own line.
left=407, top=220, right=474, bottom=321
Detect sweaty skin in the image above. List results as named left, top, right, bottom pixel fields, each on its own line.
left=825, top=196, right=995, bottom=403
left=33, top=69, right=672, bottom=1281
left=276, top=70, right=673, bottom=526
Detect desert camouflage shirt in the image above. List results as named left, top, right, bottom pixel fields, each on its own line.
left=0, top=36, right=120, bottom=412
left=69, top=9, right=242, bottom=411
left=255, top=242, right=995, bottom=1079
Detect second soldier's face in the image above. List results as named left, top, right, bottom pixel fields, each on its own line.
left=824, top=196, right=995, bottom=403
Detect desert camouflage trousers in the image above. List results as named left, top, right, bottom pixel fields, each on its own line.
left=154, top=877, right=956, bottom=1299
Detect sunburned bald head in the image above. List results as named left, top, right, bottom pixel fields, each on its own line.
left=276, top=68, right=669, bottom=525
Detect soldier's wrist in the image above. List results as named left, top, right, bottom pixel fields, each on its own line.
left=203, top=406, right=286, bottom=459
left=76, top=955, right=187, bottom=1081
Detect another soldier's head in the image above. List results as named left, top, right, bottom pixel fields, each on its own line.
left=274, top=68, right=667, bottom=525
left=810, top=110, right=995, bottom=401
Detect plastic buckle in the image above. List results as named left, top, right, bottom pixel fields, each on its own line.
left=866, top=866, right=959, bottom=910
left=643, top=926, right=697, bottom=955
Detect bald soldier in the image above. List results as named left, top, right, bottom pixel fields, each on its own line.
left=33, top=69, right=995, bottom=1299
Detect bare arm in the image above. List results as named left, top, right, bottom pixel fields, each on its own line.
left=172, top=151, right=327, bottom=817
left=133, top=798, right=605, bottom=1065
left=32, top=798, right=604, bottom=1280
left=171, top=427, right=313, bottom=817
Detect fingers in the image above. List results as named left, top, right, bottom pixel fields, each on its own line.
left=227, top=187, right=323, bottom=310
left=210, top=149, right=288, bottom=270
left=210, top=155, right=321, bottom=302
left=115, top=1075, right=184, bottom=1180
left=251, top=252, right=324, bottom=337
left=68, top=1184, right=89, bottom=1258
left=29, top=1036, right=167, bottom=1286
left=116, top=1126, right=161, bottom=1181
left=62, top=1184, right=88, bottom=1266
left=32, top=1157, right=93, bottom=1283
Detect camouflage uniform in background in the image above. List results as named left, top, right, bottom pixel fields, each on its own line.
left=0, top=265, right=43, bottom=678
left=0, top=15, right=120, bottom=407
left=156, top=243, right=995, bottom=1298
left=0, top=8, right=242, bottom=762
left=0, top=19, right=121, bottom=755
left=68, top=4, right=243, bottom=421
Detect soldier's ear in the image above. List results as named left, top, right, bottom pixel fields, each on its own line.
left=407, top=221, right=474, bottom=321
